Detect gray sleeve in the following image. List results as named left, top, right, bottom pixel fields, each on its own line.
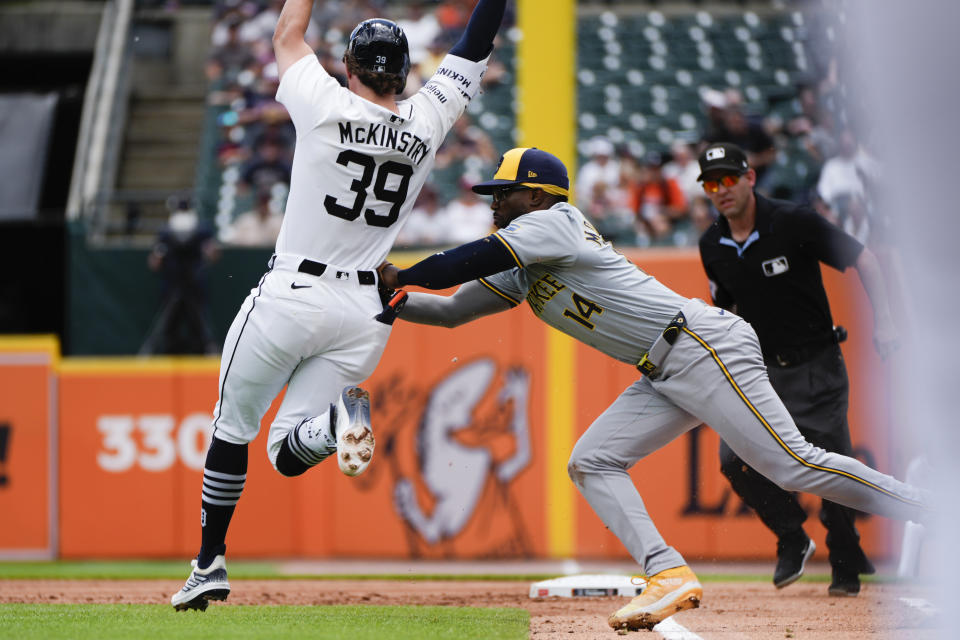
left=399, top=280, right=513, bottom=328
left=494, top=208, right=579, bottom=268
left=479, top=269, right=525, bottom=306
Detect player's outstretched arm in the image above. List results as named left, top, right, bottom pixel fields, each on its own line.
left=401, top=281, right=513, bottom=328
left=273, top=0, right=316, bottom=79
left=448, top=0, right=508, bottom=61
left=379, top=235, right=518, bottom=290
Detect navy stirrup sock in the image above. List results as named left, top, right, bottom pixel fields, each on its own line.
left=198, top=437, right=247, bottom=569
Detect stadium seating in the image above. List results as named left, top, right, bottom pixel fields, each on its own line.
left=576, top=7, right=816, bottom=172
left=193, top=3, right=828, bottom=243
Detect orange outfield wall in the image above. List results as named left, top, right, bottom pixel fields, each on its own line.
left=5, top=250, right=908, bottom=561
left=0, top=337, right=58, bottom=558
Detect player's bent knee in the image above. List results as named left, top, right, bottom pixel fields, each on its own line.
left=567, top=446, right=590, bottom=485
left=567, top=445, right=621, bottom=483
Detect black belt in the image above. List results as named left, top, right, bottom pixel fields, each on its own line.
left=766, top=326, right=847, bottom=368
left=636, top=311, right=687, bottom=378
left=298, top=259, right=376, bottom=285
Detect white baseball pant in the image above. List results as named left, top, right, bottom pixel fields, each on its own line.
left=210, top=255, right=391, bottom=465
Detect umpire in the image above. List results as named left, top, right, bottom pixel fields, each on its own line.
left=697, top=142, right=899, bottom=596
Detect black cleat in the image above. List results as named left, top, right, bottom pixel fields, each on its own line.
left=773, top=534, right=816, bottom=589
left=828, top=568, right=861, bottom=597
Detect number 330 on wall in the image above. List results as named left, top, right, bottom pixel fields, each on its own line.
left=96, top=414, right=212, bottom=472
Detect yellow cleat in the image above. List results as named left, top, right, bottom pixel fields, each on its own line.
left=608, top=565, right=702, bottom=630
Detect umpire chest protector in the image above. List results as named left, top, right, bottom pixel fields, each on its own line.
left=699, top=193, right=864, bottom=357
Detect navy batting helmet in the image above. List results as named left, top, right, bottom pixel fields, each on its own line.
left=346, top=19, right=411, bottom=94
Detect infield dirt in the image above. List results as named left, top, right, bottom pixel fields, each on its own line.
left=0, top=579, right=939, bottom=639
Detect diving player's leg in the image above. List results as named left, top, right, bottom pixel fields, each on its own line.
left=719, top=438, right=813, bottom=588
left=783, top=349, right=874, bottom=594
left=719, top=438, right=809, bottom=541
left=800, top=425, right=874, bottom=594
left=568, top=377, right=699, bottom=573
left=567, top=378, right=704, bottom=631
left=668, top=317, right=931, bottom=524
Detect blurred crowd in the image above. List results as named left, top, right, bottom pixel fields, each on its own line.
left=575, top=73, right=882, bottom=249
left=202, top=0, right=880, bottom=252
left=204, top=0, right=509, bottom=248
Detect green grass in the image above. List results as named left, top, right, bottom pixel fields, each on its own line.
left=0, top=604, right=529, bottom=640
left=0, top=560, right=559, bottom=581
left=0, top=561, right=284, bottom=580
left=5, top=561, right=897, bottom=587
left=0, top=560, right=841, bottom=583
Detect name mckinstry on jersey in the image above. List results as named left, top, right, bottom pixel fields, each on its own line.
left=273, top=53, right=488, bottom=271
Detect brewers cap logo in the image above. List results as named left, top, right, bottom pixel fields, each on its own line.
left=706, top=147, right=726, bottom=161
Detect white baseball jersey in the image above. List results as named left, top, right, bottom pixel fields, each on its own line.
left=479, top=203, right=689, bottom=364
left=276, top=52, right=488, bottom=269
left=212, top=51, right=489, bottom=463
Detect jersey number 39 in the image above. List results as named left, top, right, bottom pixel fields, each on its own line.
left=324, top=150, right=413, bottom=228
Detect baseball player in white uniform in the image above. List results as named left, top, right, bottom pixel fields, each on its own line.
left=378, top=147, right=933, bottom=630
left=172, top=0, right=509, bottom=611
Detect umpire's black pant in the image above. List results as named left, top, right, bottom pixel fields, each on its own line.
left=719, top=343, right=872, bottom=574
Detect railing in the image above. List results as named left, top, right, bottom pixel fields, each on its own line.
left=65, top=0, right=134, bottom=238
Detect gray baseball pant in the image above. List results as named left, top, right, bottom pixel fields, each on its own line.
left=568, top=298, right=930, bottom=576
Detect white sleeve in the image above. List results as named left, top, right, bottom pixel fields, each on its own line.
left=276, top=54, right=346, bottom=137
left=492, top=209, right=580, bottom=269
left=410, top=53, right=489, bottom=143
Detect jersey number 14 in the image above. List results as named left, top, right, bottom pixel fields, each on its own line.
left=324, top=150, right=413, bottom=228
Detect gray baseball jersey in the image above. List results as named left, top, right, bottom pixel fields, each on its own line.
left=405, top=201, right=931, bottom=578
left=478, top=203, right=689, bottom=363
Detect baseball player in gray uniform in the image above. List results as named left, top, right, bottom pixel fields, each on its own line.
left=171, top=0, right=509, bottom=611
left=378, top=147, right=932, bottom=630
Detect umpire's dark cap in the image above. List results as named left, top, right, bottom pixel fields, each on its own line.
left=472, top=147, right=570, bottom=198
left=696, top=142, right=749, bottom=181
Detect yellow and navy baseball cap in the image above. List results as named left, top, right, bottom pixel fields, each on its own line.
left=471, top=147, right=570, bottom=198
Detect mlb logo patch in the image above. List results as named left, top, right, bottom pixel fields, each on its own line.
left=762, top=256, right=789, bottom=276
left=706, top=147, right=726, bottom=160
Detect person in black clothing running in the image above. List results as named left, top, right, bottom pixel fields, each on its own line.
left=697, top=142, right=899, bottom=596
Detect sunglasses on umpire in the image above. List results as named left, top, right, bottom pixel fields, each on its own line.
left=492, top=185, right=533, bottom=202
left=701, top=174, right=742, bottom=194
